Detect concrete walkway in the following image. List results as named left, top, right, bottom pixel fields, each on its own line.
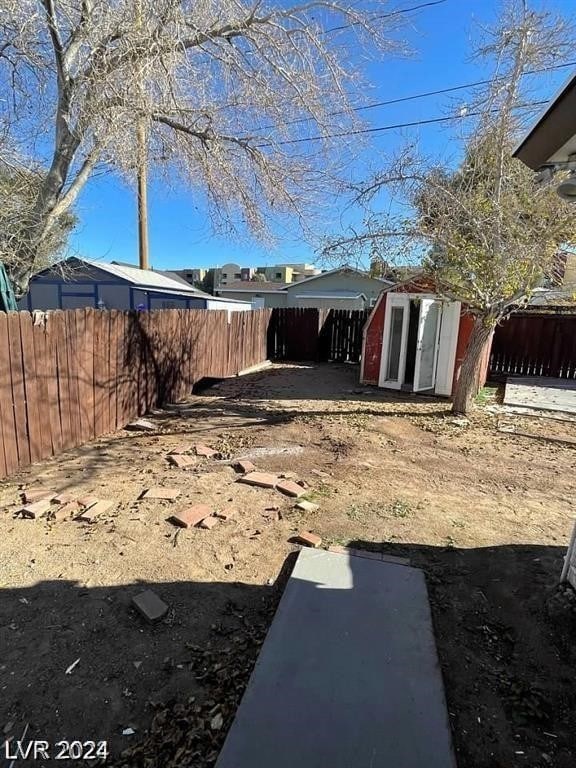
left=504, top=377, right=576, bottom=415
left=216, top=548, right=456, bottom=768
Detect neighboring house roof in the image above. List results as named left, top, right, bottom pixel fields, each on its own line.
left=217, top=281, right=290, bottom=293
left=43, top=258, right=249, bottom=304
left=513, top=70, right=576, bottom=170
left=292, top=291, right=367, bottom=300
left=284, top=265, right=394, bottom=289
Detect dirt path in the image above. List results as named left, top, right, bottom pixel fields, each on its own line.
left=1, top=363, right=575, bottom=767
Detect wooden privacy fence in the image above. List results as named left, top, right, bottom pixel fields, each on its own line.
left=490, top=310, right=576, bottom=380
left=0, top=307, right=270, bottom=479
left=268, top=308, right=369, bottom=363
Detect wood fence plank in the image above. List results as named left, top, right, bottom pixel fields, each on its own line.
left=32, top=320, right=53, bottom=459
left=52, top=312, right=73, bottom=450
left=0, top=313, right=18, bottom=477
left=7, top=313, right=30, bottom=466
left=93, top=311, right=106, bottom=437
left=45, top=314, right=63, bottom=456
left=19, top=312, right=43, bottom=463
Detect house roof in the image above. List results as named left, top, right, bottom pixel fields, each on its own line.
left=284, top=265, right=394, bottom=289
left=88, top=260, right=208, bottom=294
left=217, top=281, right=290, bottom=293
left=293, top=291, right=367, bottom=300
left=513, top=70, right=576, bottom=170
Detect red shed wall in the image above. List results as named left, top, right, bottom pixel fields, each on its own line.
left=361, top=293, right=387, bottom=384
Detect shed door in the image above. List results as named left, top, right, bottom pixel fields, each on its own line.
left=413, top=299, right=442, bottom=392
left=434, top=301, right=461, bottom=396
left=379, top=294, right=409, bottom=389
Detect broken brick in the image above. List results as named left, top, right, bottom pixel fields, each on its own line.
left=20, top=499, right=53, bottom=519
left=169, top=444, right=192, bottom=455
left=167, top=454, right=196, bottom=469
left=132, top=590, right=169, bottom=623
left=126, top=419, right=156, bottom=432
left=195, top=444, right=218, bottom=458
left=22, top=489, right=55, bottom=504
left=84, top=500, right=114, bottom=516
left=77, top=495, right=99, bottom=509
left=234, top=459, right=257, bottom=474
left=294, top=531, right=322, bottom=548
left=276, top=479, right=306, bottom=498
left=295, top=500, right=319, bottom=513
left=199, top=515, right=219, bottom=530
left=52, top=492, right=74, bottom=505
left=168, top=504, right=212, bottom=528
left=238, top=471, right=278, bottom=489
left=142, top=487, right=181, bottom=500
left=51, top=501, right=81, bottom=521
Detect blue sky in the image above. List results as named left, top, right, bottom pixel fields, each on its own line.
left=69, top=0, right=575, bottom=271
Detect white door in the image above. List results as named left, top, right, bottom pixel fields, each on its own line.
left=413, top=299, right=442, bottom=392
left=379, top=294, right=409, bottom=389
left=434, top=301, right=461, bottom=396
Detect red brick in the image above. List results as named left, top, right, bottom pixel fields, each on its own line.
left=23, top=489, right=55, bottom=504
left=276, top=479, right=306, bottom=498
left=195, top=444, right=218, bottom=458
left=235, top=459, right=257, bottom=474
left=84, top=500, right=115, bottom=516
left=168, top=504, right=212, bottom=528
left=238, top=471, right=278, bottom=489
left=169, top=444, right=192, bottom=455
left=199, top=515, right=219, bottom=530
left=20, top=499, right=53, bottom=519
left=294, top=531, right=322, bottom=548
left=77, top=495, right=99, bottom=509
left=132, top=589, right=168, bottom=623
left=51, top=501, right=81, bottom=521
left=167, top=454, right=195, bottom=468
left=142, top=487, right=181, bottom=500
left=53, top=492, right=74, bottom=505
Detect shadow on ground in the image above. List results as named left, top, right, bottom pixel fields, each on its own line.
left=1, top=542, right=575, bottom=768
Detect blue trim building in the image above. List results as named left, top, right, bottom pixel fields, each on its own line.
left=19, top=258, right=251, bottom=313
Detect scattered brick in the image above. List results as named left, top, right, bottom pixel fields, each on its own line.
left=84, top=500, right=115, bottom=516
left=77, top=495, right=99, bottom=509
left=295, top=500, right=319, bottom=513
left=142, top=487, right=181, bottom=500
left=20, top=499, right=53, bottom=519
left=126, top=419, right=156, bottom=432
left=167, top=454, right=196, bottom=469
left=51, top=501, right=81, bottom=521
left=199, top=515, right=219, bottom=530
left=53, top=492, right=74, bottom=505
left=294, top=531, right=322, bottom=548
left=238, top=471, right=278, bottom=489
left=132, top=590, right=169, bottom=623
left=195, top=444, right=218, bottom=458
left=168, top=504, right=212, bottom=528
left=234, top=459, right=257, bottom=474
left=23, top=489, right=55, bottom=504
left=169, top=444, right=192, bottom=455
left=276, top=479, right=306, bottom=498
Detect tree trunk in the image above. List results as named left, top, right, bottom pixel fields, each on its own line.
left=452, top=316, right=494, bottom=415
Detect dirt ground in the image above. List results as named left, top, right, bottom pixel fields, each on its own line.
left=1, top=362, right=576, bottom=768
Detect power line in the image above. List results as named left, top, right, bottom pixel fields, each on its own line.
left=255, top=100, right=549, bottom=148
left=254, top=60, right=576, bottom=133
left=325, top=0, right=449, bottom=34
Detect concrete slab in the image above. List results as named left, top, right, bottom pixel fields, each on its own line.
left=215, top=549, right=456, bottom=768
left=504, top=377, right=576, bottom=415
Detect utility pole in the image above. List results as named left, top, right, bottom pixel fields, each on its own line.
left=136, top=0, right=149, bottom=270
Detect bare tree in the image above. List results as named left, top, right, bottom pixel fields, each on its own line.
left=324, top=0, right=575, bottom=414
left=0, top=0, right=404, bottom=295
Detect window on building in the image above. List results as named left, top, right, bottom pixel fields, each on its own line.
left=234, top=272, right=242, bottom=279
left=275, top=272, right=282, bottom=279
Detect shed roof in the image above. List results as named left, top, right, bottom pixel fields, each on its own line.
left=89, top=260, right=208, bottom=294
